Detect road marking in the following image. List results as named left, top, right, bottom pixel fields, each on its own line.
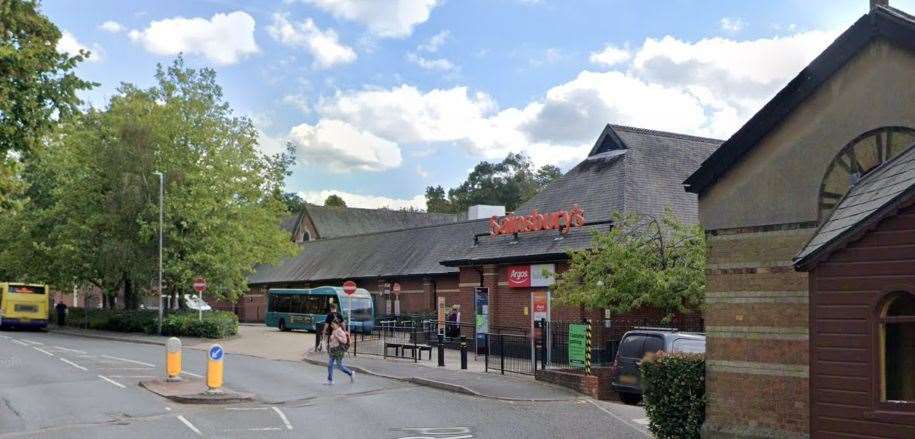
left=225, top=427, right=282, bottom=432
left=98, top=375, right=126, bottom=389
left=0, top=335, right=9, bottom=339
left=53, top=346, right=86, bottom=354
left=225, top=407, right=270, bottom=411
left=272, top=407, right=293, bottom=430
left=21, top=339, right=44, bottom=346
left=11, top=339, right=28, bottom=346
left=181, top=371, right=203, bottom=378
left=108, top=375, right=157, bottom=378
left=633, top=418, right=650, bottom=426
left=33, top=347, right=54, bottom=356
left=100, top=355, right=155, bottom=367
left=60, top=358, right=88, bottom=371
left=586, top=400, right=651, bottom=437
left=176, top=415, right=202, bottom=436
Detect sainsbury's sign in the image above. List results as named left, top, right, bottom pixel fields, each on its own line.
left=489, top=205, right=585, bottom=237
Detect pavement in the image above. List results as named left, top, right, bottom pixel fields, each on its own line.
left=0, top=330, right=652, bottom=438
left=49, top=324, right=583, bottom=402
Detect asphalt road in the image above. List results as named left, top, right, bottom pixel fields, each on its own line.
left=0, top=330, right=651, bottom=438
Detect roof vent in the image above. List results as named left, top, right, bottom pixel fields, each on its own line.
left=467, top=205, right=505, bottom=220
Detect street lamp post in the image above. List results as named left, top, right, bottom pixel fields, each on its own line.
left=154, top=171, right=164, bottom=335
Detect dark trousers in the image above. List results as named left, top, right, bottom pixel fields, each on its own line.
left=57, top=312, right=65, bottom=326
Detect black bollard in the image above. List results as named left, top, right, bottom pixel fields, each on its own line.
left=438, top=334, right=445, bottom=367
left=460, top=336, right=467, bottom=370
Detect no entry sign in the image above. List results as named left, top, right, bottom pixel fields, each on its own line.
left=342, top=280, right=357, bottom=296
left=193, top=277, right=207, bottom=293
left=392, top=282, right=401, bottom=295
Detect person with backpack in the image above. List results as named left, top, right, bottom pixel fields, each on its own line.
left=325, top=320, right=355, bottom=385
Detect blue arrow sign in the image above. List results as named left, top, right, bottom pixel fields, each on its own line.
left=209, top=345, right=224, bottom=361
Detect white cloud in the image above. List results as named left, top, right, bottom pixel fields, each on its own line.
left=288, top=119, right=402, bottom=172
left=99, top=20, right=125, bottom=33
left=416, top=165, right=429, bottom=179
left=282, top=93, right=311, bottom=114
left=298, top=189, right=426, bottom=210
left=127, top=11, right=258, bottom=65
left=720, top=17, right=745, bottom=32
left=406, top=52, right=454, bottom=71
left=418, top=30, right=449, bottom=52
left=56, top=31, right=103, bottom=62
left=267, top=14, right=357, bottom=69
left=304, top=0, right=439, bottom=38
left=589, top=44, right=630, bottom=67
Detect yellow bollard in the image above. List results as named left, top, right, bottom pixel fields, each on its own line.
left=166, top=337, right=182, bottom=381
left=206, top=344, right=224, bottom=392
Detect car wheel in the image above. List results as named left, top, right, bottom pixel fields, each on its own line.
left=619, top=392, right=641, bottom=405
left=278, top=319, right=288, bottom=331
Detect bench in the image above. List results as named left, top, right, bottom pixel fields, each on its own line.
left=384, top=342, right=404, bottom=358
left=401, top=343, right=433, bottom=360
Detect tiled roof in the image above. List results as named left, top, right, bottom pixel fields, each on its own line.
left=795, top=144, right=915, bottom=268
left=304, top=204, right=461, bottom=239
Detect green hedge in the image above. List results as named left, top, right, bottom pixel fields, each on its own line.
left=63, top=308, right=237, bottom=338
left=640, top=351, right=706, bottom=439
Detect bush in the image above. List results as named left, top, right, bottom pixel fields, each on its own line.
left=62, top=308, right=237, bottom=338
left=640, top=351, right=706, bottom=439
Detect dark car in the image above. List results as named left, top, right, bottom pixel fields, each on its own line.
left=610, top=327, right=705, bottom=404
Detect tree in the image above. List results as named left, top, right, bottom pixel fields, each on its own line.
left=0, top=0, right=95, bottom=211
left=0, top=58, right=297, bottom=306
left=552, top=211, right=706, bottom=320
left=425, top=153, right=562, bottom=214
left=281, top=192, right=306, bottom=213
left=324, top=194, right=346, bottom=207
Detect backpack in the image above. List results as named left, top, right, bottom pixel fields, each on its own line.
left=330, top=330, right=350, bottom=356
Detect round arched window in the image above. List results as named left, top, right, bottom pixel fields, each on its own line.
left=879, top=292, right=915, bottom=403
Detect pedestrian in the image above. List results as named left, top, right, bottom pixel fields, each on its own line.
left=323, top=302, right=344, bottom=348
left=325, top=320, right=355, bottom=385
left=55, top=300, right=68, bottom=326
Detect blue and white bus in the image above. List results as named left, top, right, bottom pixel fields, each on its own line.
left=265, top=286, right=374, bottom=333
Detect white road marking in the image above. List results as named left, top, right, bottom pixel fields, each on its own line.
left=165, top=407, right=172, bottom=411
left=60, top=358, right=88, bottom=371
left=225, top=407, right=269, bottom=411
left=633, top=418, right=650, bottom=426
left=0, top=335, right=9, bottom=339
left=100, top=354, right=155, bottom=367
left=33, top=347, right=54, bottom=356
left=176, top=415, right=202, bottom=436
left=98, top=375, right=126, bottom=389
left=586, top=400, right=651, bottom=437
left=226, top=427, right=282, bottom=432
left=53, top=346, right=86, bottom=354
left=272, top=407, right=293, bottom=430
left=181, top=371, right=203, bottom=378
left=96, top=367, right=151, bottom=371
left=108, top=375, right=157, bottom=378
left=21, top=339, right=43, bottom=346
left=11, top=339, right=28, bottom=346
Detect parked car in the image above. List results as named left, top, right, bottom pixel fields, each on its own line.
left=610, top=327, right=705, bottom=404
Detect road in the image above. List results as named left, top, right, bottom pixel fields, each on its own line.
left=0, top=330, right=651, bottom=438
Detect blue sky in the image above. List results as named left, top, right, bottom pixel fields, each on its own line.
left=43, top=0, right=915, bottom=209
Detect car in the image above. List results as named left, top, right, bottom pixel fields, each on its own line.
left=609, top=327, right=705, bottom=404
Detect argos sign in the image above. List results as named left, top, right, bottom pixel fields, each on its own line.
left=507, top=264, right=555, bottom=288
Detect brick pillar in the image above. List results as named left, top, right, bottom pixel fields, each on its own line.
left=482, top=264, right=499, bottom=327
left=422, top=276, right=434, bottom=312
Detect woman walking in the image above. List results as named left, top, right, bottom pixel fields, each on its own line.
left=326, top=320, right=355, bottom=385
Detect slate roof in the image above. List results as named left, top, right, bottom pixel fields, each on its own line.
left=280, top=212, right=303, bottom=234
left=303, top=204, right=461, bottom=239
left=443, top=124, right=721, bottom=265
left=685, top=5, right=915, bottom=194
left=795, top=144, right=915, bottom=269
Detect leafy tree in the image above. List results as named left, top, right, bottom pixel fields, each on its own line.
left=324, top=194, right=347, bottom=207
left=425, top=153, right=562, bottom=214
left=281, top=192, right=306, bottom=213
left=552, top=211, right=706, bottom=320
left=0, top=0, right=95, bottom=211
left=0, top=59, right=296, bottom=307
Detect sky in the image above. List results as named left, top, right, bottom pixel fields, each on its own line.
left=43, top=0, right=915, bottom=210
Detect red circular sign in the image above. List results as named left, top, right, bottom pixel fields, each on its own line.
left=342, top=280, right=357, bottom=296
left=193, top=277, right=207, bottom=293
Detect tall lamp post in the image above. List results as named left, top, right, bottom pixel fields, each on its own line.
left=154, top=171, right=164, bottom=335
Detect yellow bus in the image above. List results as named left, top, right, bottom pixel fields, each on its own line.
left=0, top=283, right=49, bottom=330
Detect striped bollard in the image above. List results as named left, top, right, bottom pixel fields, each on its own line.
left=166, top=337, right=182, bottom=381
left=586, top=319, right=592, bottom=376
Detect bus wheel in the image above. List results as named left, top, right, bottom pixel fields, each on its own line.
left=278, top=319, right=288, bottom=331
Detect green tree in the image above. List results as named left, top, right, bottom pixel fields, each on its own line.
left=425, top=153, right=562, bottom=214
left=324, top=194, right=346, bottom=207
left=0, top=0, right=95, bottom=211
left=281, top=192, right=306, bottom=213
left=552, top=211, right=706, bottom=320
left=0, top=58, right=296, bottom=306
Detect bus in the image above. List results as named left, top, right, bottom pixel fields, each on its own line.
left=0, top=283, right=49, bottom=330
left=265, top=286, right=374, bottom=333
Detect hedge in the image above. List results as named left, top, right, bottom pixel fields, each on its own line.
left=63, top=308, right=238, bottom=338
left=640, top=351, right=706, bottom=439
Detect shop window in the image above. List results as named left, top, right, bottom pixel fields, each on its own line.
left=880, top=292, right=915, bottom=403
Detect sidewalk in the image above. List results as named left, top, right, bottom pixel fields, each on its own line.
left=303, top=350, right=582, bottom=402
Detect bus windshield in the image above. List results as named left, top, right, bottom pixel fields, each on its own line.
left=9, top=285, right=46, bottom=294
left=343, top=298, right=373, bottom=321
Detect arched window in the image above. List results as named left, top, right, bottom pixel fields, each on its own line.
left=879, top=292, right=915, bottom=403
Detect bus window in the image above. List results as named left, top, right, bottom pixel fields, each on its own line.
left=348, top=299, right=373, bottom=320
left=9, top=285, right=46, bottom=294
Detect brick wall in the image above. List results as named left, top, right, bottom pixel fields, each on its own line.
left=535, top=367, right=616, bottom=400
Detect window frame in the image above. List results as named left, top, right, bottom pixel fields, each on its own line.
left=872, top=290, right=915, bottom=415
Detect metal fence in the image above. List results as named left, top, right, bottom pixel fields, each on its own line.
left=345, top=320, right=479, bottom=362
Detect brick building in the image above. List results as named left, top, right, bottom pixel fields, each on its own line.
left=684, top=3, right=915, bottom=438
left=249, top=124, right=719, bottom=332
